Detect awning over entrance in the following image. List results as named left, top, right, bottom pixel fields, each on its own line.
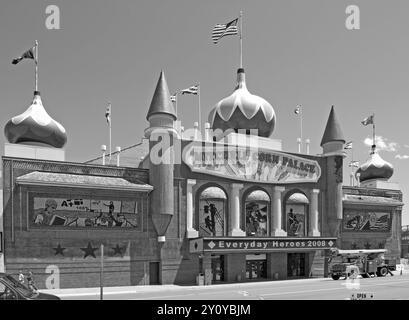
left=190, top=237, right=337, bottom=253
left=16, top=171, right=153, bottom=192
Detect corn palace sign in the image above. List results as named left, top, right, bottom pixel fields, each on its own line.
left=183, top=141, right=321, bottom=184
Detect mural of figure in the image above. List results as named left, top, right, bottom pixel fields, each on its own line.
left=288, top=209, right=300, bottom=236
left=246, top=202, right=267, bottom=236
left=104, top=201, right=115, bottom=214
left=34, top=199, right=58, bottom=225
left=204, top=215, right=214, bottom=233
left=209, top=203, right=218, bottom=235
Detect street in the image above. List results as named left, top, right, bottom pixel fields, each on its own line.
left=48, top=271, right=409, bottom=300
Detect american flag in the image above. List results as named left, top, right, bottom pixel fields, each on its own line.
left=12, top=46, right=36, bottom=65
left=294, top=105, right=301, bottom=114
left=170, top=93, right=177, bottom=102
left=371, top=214, right=389, bottom=230
left=212, top=18, right=239, bottom=44
left=344, top=141, right=353, bottom=149
left=361, top=114, right=374, bottom=126
left=105, top=103, right=111, bottom=125
left=181, top=85, right=199, bottom=95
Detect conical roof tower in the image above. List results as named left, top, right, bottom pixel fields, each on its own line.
left=146, top=70, right=176, bottom=121
left=320, top=106, right=345, bottom=154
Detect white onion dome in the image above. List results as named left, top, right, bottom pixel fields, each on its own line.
left=4, top=91, right=67, bottom=148
left=355, top=145, right=394, bottom=182
left=208, top=68, right=276, bottom=137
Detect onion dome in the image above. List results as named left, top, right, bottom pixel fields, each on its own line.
left=208, top=68, right=276, bottom=137
left=355, top=145, right=394, bottom=182
left=4, top=91, right=67, bottom=148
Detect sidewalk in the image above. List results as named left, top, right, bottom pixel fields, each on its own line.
left=41, top=269, right=409, bottom=298
left=41, top=276, right=332, bottom=297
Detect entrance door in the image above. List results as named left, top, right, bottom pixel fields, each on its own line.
left=211, top=255, right=224, bottom=282
left=246, top=260, right=267, bottom=280
left=149, top=262, right=160, bottom=285
left=287, top=253, right=306, bottom=277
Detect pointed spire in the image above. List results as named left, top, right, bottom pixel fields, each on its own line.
left=320, top=105, right=345, bottom=146
left=146, top=70, right=176, bottom=121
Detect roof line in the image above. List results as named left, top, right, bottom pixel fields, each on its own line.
left=84, top=141, right=144, bottom=164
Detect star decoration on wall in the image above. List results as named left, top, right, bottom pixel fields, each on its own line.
left=53, top=243, right=66, bottom=256
left=80, top=242, right=98, bottom=259
left=364, top=242, right=371, bottom=249
left=111, top=244, right=125, bottom=257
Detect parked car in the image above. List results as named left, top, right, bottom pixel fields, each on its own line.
left=0, top=273, right=60, bottom=300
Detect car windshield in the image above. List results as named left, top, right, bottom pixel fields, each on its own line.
left=4, top=275, right=37, bottom=297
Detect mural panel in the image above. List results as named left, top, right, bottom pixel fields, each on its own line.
left=343, top=210, right=391, bottom=232
left=199, top=199, right=225, bottom=237
left=245, top=202, right=268, bottom=236
left=286, top=204, right=306, bottom=237
left=31, top=195, right=142, bottom=229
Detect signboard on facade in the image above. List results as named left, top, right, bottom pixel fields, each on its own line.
left=182, top=142, right=321, bottom=184
left=189, top=237, right=337, bottom=253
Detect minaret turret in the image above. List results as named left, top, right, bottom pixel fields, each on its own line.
left=320, top=106, right=346, bottom=240
left=144, top=71, right=177, bottom=243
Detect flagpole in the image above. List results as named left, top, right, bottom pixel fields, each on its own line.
left=109, top=102, right=112, bottom=164
left=239, top=11, right=243, bottom=68
left=198, top=83, right=201, bottom=131
left=35, top=40, right=38, bottom=92
left=300, top=105, right=303, bottom=153
left=175, top=93, right=178, bottom=115
left=351, top=145, right=354, bottom=186
left=372, top=113, right=376, bottom=149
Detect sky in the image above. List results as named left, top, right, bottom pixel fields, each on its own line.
left=0, top=0, right=408, bottom=224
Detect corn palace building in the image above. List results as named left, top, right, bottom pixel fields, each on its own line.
left=0, top=67, right=404, bottom=288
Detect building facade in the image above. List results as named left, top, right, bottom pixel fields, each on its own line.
left=0, top=69, right=403, bottom=288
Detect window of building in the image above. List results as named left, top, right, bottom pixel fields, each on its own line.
left=198, top=186, right=227, bottom=237
left=245, top=190, right=269, bottom=237
left=285, top=192, right=309, bottom=237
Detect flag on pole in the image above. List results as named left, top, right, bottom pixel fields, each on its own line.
left=212, top=18, right=239, bottom=44
left=105, top=104, right=111, bottom=125
left=344, top=141, right=353, bottom=149
left=361, top=114, right=374, bottom=126
left=170, top=93, right=177, bottom=102
left=349, top=161, right=360, bottom=168
left=12, top=46, right=36, bottom=65
left=181, top=85, right=199, bottom=95
left=294, top=105, right=301, bottom=114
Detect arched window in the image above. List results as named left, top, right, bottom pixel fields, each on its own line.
left=198, top=186, right=227, bottom=237
left=245, top=189, right=269, bottom=237
left=285, top=192, right=309, bottom=237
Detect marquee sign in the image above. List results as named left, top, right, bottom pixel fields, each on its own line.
left=189, top=237, right=337, bottom=253
left=182, top=142, right=321, bottom=184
